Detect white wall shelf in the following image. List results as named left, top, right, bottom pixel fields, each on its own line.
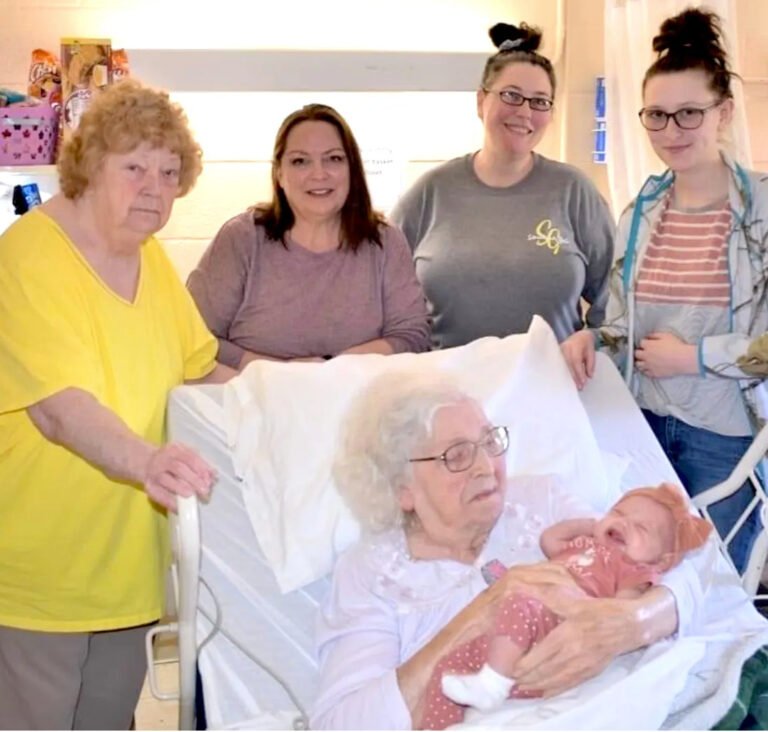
left=0, top=165, right=55, bottom=173
left=127, top=49, right=489, bottom=92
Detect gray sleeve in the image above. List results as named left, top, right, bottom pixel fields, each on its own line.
left=379, top=226, right=431, bottom=353
left=570, top=176, right=616, bottom=329
left=701, top=173, right=768, bottom=378
left=186, top=215, right=252, bottom=369
left=389, top=175, right=430, bottom=253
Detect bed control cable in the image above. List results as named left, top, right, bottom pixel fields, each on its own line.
left=197, top=576, right=309, bottom=730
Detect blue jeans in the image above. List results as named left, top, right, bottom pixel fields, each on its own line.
left=642, top=411, right=761, bottom=574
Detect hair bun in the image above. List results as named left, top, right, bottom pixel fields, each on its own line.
left=653, top=8, right=724, bottom=58
left=489, top=21, right=542, bottom=53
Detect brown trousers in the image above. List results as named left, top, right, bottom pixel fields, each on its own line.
left=0, top=623, right=153, bottom=730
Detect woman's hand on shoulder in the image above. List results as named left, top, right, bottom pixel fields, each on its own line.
left=560, top=330, right=597, bottom=390
left=143, top=442, right=216, bottom=512
left=510, top=593, right=643, bottom=697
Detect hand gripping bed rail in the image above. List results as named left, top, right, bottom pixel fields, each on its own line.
left=144, top=494, right=201, bottom=730
left=692, top=420, right=768, bottom=598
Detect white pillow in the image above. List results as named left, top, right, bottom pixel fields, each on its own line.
left=223, top=316, right=610, bottom=592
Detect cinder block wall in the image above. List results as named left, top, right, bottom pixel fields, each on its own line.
left=2, top=0, right=765, bottom=280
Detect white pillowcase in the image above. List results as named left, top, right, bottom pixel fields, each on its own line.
left=223, top=316, right=610, bottom=593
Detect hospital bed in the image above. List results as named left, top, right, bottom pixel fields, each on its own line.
left=152, top=320, right=768, bottom=730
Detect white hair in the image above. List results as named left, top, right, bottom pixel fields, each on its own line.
left=334, top=371, right=473, bottom=533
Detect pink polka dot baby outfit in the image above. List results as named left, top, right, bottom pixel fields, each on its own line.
left=418, top=537, right=661, bottom=730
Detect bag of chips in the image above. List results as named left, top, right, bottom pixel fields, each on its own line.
left=60, top=38, right=112, bottom=139
left=28, top=49, right=62, bottom=111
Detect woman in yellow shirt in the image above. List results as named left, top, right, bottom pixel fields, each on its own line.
left=0, top=81, right=234, bottom=729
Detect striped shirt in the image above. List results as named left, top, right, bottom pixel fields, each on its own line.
left=633, top=194, right=750, bottom=436
left=636, top=201, right=731, bottom=307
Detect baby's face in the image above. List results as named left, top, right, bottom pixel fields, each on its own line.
left=594, top=495, right=676, bottom=565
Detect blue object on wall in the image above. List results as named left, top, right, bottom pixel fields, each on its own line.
left=12, top=183, right=42, bottom=215
left=593, top=76, right=606, bottom=164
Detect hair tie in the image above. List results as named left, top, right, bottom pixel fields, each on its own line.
left=499, top=38, right=524, bottom=52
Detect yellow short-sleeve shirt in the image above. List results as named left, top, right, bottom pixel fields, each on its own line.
left=0, top=209, right=217, bottom=632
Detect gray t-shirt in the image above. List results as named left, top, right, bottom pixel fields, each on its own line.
left=391, top=154, right=615, bottom=348
left=187, top=213, right=430, bottom=365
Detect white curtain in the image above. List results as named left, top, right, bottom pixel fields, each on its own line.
left=603, top=0, right=752, bottom=218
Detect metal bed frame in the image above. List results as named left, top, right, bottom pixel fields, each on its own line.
left=147, top=400, right=768, bottom=730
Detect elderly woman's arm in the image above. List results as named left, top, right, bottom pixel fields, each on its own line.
left=311, top=549, right=412, bottom=730
left=510, top=585, right=678, bottom=695
left=187, top=362, right=237, bottom=383
left=27, top=388, right=214, bottom=512
left=312, top=549, right=574, bottom=729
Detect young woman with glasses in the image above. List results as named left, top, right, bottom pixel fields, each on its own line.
left=391, top=22, right=614, bottom=350
left=561, top=8, right=768, bottom=573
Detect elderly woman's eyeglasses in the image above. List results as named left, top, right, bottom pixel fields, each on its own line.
left=409, top=426, right=510, bottom=473
left=483, top=89, right=553, bottom=112
left=638, top=100, right=722, bottom=131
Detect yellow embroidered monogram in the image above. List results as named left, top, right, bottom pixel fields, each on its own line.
left=528, top=219, right=568, bottom=255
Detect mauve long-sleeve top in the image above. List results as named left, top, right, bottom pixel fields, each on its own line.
left=187, top=212, right=431, bottom=366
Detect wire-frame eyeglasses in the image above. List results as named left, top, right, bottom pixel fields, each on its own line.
left=409, top=426, right=510, bottom=473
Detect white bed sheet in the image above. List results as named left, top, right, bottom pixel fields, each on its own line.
left=167, top=354, right=768, bottom=730
left=168, top=385, right=326, bottom=729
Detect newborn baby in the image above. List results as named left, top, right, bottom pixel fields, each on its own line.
left=420, top=483, right=712, bottom=730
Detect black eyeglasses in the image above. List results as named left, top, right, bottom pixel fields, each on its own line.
left=638, top=100, right=722, bottom=131
left=409, top=426, right=510, bottom=473
left=483, top=88, right=553, bottom=112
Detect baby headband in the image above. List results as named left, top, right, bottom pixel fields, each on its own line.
left=499, top=38, right=525, bottom=52
left=617, top=483, right=712, bottom=554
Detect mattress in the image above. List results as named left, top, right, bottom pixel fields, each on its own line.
left=166, top=354, right=768, bottom=730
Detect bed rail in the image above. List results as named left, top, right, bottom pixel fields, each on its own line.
left=692, top=421, right=768, bottom=599
left=144, top=495, right=201, bottom=730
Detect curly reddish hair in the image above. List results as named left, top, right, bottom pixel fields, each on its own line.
left=57, top=79, right=202, bottom=199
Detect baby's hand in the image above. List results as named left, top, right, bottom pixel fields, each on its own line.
left=480, top=559, right=507, bottom=586
left=540, top=517, right=598, bottom=558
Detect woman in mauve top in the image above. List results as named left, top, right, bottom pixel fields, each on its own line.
left=188, top=103, right=430, bottom=368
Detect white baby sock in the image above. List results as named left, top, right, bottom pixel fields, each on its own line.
left=441, top=663, right=515, bottom=712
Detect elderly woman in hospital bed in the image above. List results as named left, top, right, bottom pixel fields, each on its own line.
left=310, top=374, right=709, bottom=730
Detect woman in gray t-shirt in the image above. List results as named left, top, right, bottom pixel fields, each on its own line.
left=391, top=21, right=614, bottom=350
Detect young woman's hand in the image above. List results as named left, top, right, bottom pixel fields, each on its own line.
left=560, top=330, right=597, bottom=390
left=635, top=332, right=698, bottom=378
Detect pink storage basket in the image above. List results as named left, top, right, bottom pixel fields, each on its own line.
left=0, top=104, right=59, bottom=165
